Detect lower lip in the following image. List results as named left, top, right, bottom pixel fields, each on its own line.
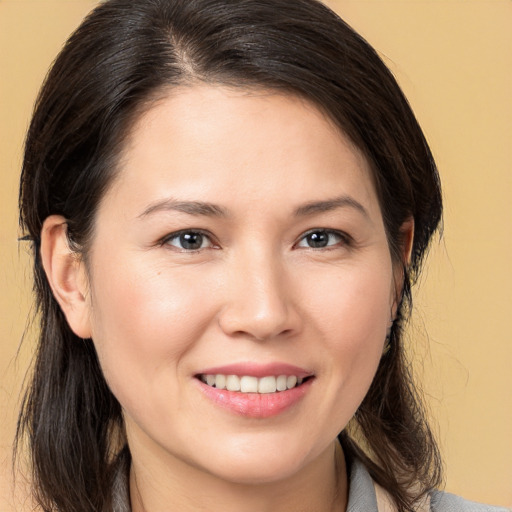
left=196, top=378, right=313, bottom=419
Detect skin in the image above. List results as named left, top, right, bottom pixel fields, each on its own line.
left=42, top=85, right=412, bottom=512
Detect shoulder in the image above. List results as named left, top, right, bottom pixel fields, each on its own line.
left=349, top=457, right=510, bottom=512
left=430, top=490, right=510, bottom=512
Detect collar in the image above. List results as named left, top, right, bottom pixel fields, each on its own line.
left=112, top=450, right=381, bottom=512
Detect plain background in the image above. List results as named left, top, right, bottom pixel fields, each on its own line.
left=1, top=1, right=511, bottom=509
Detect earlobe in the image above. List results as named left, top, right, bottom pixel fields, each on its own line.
left=40, top=215, right=92, bottom=339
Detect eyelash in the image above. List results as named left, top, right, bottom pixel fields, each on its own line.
left=160, top=229, right=218, bottom=252
left=296, top=229, right=352, bottom=250
left=160, top=228, right=352, bottom=252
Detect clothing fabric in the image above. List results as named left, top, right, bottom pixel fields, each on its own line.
left=112, top=451, right=509, bottom=512
left=348, top=457, right=509, bottom=512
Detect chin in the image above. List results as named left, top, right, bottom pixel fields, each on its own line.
left=207, top=458, right=304, bottom=485
left=194, top=436, right=317, bottom=485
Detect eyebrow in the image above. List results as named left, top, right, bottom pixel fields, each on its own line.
left=138, top=199, right=228, bottom=219
left=138, top=194, right=369, bottom=220
left=293, top=195, right=370, bottom=219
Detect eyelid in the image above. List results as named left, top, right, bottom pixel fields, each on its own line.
left=159, top=229, right=218, bottom=251
left=294, top=228, right=352, bottom=249
left=157, top=228, right=352, bottom=251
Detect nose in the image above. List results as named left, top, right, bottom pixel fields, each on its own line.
left=217, top=250, right=301, bottom=341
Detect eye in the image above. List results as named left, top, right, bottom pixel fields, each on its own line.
left=296, top=229, right=348, bottom=249
left=163, top=230, right=214, bottom=251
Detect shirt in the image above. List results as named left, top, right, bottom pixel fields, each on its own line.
left=112, top=451, right=510, bottom=512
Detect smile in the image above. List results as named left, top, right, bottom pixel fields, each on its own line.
left=198, top=374, right=307, bottom=393
left=196, top=369, right=314, bottom=418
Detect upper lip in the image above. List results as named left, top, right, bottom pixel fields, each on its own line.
left=196, top=362, right=313, bottom=379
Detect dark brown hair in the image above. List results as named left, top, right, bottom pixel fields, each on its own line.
left=17, top=1, right=443, bottom=510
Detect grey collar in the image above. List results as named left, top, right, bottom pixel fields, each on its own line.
left=346, top=457, right=379, bottom=512
left=112, top=451, right=378, bottom=512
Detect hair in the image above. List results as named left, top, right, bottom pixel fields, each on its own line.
left=17, top=0, right=443, bottom=510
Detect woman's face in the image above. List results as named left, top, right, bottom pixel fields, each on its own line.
left=83, top=85, right=398, bottom=484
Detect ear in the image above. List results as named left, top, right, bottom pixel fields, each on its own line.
left=40, top=215, right=92, bottom=338
left=400, top=217, right=415, bottom=266
left=391, top=217, right=415, bottom=316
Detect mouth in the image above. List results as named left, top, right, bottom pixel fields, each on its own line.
left=194, top=363, right=315, bottom=418
left=196, top=373, right=313, bottom=394
left=194, top=364, right=314, bottom=418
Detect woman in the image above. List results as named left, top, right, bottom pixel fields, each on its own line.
left=15, top=0, right=508, bottom=511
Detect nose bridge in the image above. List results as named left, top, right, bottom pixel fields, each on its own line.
left=219, top=244, right=298, bottom=340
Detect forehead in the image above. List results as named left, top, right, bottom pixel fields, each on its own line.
left=103, top=84, right=380, bottom=221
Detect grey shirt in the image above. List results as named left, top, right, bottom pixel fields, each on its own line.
left=348, top=458, right=509, bottom=512
left=112, top=452, right=509, bottom=512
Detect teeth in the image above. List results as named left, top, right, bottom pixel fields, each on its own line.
left=240, top=376, right=258, bottom=392
left=287, top=375, right=297, bottom=389
left=258, top=376, right=276, bottom=394
left=226, top=375, right=240, bottom=391
left=276, top=375, right=287, bottom=391
left=200, top=374, right=307, bottom=393
left=215, top=374, right=226, bottom=390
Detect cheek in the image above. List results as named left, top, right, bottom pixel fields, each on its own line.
left=304, top=258, right=393, bottom=410
left=86, top=255, right=218, bottom=403
left=307, top=259, right=392, bottom=345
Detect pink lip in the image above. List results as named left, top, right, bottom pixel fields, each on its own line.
left=196, top=377, right=313, bottom=419
left=196, top=362, right=313, bottom=379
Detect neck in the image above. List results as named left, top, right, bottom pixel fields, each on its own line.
left=129, top=441, right=347, bottom=512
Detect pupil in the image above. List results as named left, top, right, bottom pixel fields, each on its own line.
left=180, top=232, right=202, bottom=250
left=308, top=231, right=328, bottom=248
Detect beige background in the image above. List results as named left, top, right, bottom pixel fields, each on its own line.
left=1, top=1, right=511, bottom=509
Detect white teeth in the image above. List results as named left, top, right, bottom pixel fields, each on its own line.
left=226, top=375, right=241, bottom=391
left=200, top=373, right=307, bottom=393
left=287, top=375, right=297, bottom=389
left=258, top=376, right=277, bottom=394
left=240, top=376, right=258, bottom=392
left=215, top=374, right=226, bottom=390
left=276, top=375, right=287, bottom=391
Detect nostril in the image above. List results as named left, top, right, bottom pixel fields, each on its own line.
left=216, top=275, right=302, bottom=341
left=217, top=311, right=298, bottom=341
